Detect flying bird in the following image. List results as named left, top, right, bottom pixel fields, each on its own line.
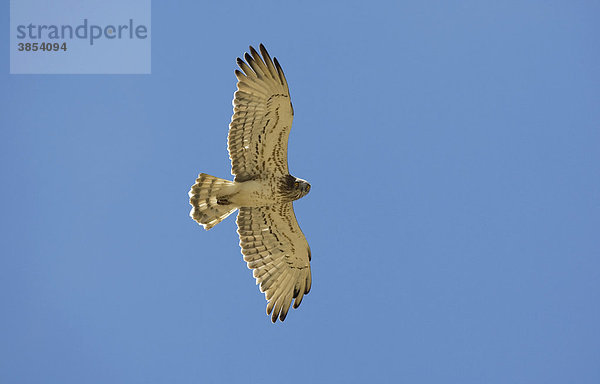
left=189, top=44, right=312, bottom=322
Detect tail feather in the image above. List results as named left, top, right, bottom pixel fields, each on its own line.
left=189, top=173, right=238, bottom=230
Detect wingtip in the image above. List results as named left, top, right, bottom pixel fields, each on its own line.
left=273, top=57, right=286, bottom=81
left=279, top=311, right=288, bottom=322
left=292, top=295, right=303, bottom=309
left=269, top=306, right=278, bottom=323
left=259, top=44, right=270, bottom=58
left=249, top=45, right=259, bottom=56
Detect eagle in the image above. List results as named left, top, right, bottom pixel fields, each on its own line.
left=189, top=44, right=312, bottom=322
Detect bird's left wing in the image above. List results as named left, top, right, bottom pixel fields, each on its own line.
left=237, top=203, right=311, bottom=322
left=228, top=44, right=294, bottom=182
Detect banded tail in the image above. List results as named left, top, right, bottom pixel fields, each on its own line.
left=189, top=173, right=238, bottom=230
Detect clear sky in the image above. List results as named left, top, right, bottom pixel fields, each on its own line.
left=1, top=1, right=599, bottom=383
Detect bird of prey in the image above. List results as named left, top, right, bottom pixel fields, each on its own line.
left=189, top=44, right=311, bottom=323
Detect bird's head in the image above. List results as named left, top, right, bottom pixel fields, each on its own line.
left=293, top=177, right=311, bottom=199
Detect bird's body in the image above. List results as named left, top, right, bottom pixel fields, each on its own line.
left=189, top=44, right=312, bottom=322
left=224, top=176, right=310, bottom=207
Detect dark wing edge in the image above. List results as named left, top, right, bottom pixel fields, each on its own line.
left=236, top=203, right=312, bottom=322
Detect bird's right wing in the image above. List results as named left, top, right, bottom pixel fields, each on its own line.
left=228, top=44, right=294, bottom=182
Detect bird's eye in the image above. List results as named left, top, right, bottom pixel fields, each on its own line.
left=294, top=181, right=299, bottom=187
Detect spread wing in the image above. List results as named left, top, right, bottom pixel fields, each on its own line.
left=228, top=44, right=294, bottom=181
left=237, top=203, right=312, bottom=322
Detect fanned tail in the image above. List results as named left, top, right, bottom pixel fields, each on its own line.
left=189, top=173, right=238, bottom=230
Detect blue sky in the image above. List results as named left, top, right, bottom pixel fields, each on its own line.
left=1, top=1, right=599, bottom=383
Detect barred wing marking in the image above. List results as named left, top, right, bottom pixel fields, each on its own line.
left=228, top=44, right=294, bottom=182
left=237, top=203, right=311, bottom=322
